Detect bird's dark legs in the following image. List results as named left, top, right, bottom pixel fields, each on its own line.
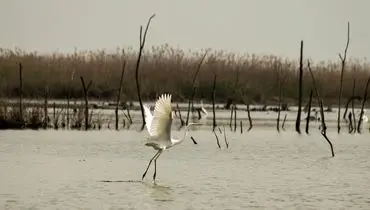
left=142, top=150, right=160, bottom=180
left=153, top=150, right=163, bottom=181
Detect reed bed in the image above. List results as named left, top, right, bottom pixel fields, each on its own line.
left=1, top=45, right=370, bottom=106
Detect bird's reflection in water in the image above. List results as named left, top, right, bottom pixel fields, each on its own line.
left=148, top=182, right=174, bottom=202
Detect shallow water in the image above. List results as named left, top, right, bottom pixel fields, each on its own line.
left=1, top=128, right=370, bottom=209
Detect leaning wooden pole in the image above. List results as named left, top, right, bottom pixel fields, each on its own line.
left=305, top=89, right=313, bottom=134
left=185, top=50, right=208, bottom=125
left=233, top=104, right=237, bottom=132
left=80, top=76, right=92, bottom=131
left=296, top=40, right=304, bottom=134
left=282, top=113, right=287, bottom=130
left=66, top=70, right=75, bottom=129
left=43, top=87, right=48, bottom=129
left=276, top=81, right=283, bottom=132
left=211, top=74, right=217, bottom=131
left=223, top=126, right=229, bottom=148
left=176, top=104, right=185, bottom=129
left=343, top=96, right=361, bottom=121
left=247, top=103, right=253, bottom=131
left=351, top=79, right=357, bottom=132
left=19, top=63, right=23, bottom=122
left=308, top=61, right=335, bottom=157
left=115, top=61, right=126, bottom=130
left=357, top=76, right=370, bottom=133
left=213, top=130, right=221, bottom=148
left=337, top=21, right=350, bottom=134
left=135, top=14, right=156, bottom=131
left=229, top=105, right=234, bottom=131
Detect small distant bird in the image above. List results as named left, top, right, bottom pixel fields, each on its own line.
left=192, top=100, right=208, bottom=123
left=361, top=110, right=369, bottom=123
left=141, top=93, right=201, bottom=182
left=358, top=110, right=368, bottom=127
left=305, top=110, right=320, bottom=122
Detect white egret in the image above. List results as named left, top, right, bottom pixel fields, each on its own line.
left=359, top=110, right=368, bottom=129
left=356, top=110, right=368, bottom=123
left=199, top=100, right=208, bottom=121
left=141, top=93, right=201, bottom=182
left=191, top=100, right=208, bottom=123
left=363, top=115, right=369, bottom=123
left=362, top=110, right=368, bottom=122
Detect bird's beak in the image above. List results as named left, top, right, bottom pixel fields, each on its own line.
left=190, top=136, right=198, bottom=144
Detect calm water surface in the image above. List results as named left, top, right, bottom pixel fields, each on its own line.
left=1, top=128, right=370, bottom=209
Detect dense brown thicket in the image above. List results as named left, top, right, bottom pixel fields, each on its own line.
left=0, top=45, right=370, bottom=105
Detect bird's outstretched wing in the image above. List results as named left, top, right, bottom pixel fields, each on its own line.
left=149, top=94, right=173, bottom=141
left=143, top=104, right=153, bottom=135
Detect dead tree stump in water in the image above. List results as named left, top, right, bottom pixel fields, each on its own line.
left=295, top=40, right=304, bottom=134
left=115, top=61, right=126, bottom=131
left=135, top=14, right=156, bottom=131
left=80, top=76, right=92, bottom=131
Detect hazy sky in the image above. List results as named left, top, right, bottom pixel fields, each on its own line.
left=0, top=0, right=369, bottom=62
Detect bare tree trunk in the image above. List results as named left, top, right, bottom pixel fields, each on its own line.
left=308, top=61, right=335, bottom=157
left=80, top=77, right=92, bottom=131
left=233, top=104, right=237, bottom=132
left=190, top=136, right=198, bottom=144
left=343, top=96, right=361, bottom=120
left=229, top=105, right=234, bottom=131
left=115, top=61, right=126, bottom=130
left=212, top=74, right=217, bottom=131
left=357, top=76, right=370, bottom=133
left=305, top=90, right=313, bottom=134
left=18, top=63, right=23, bottom=122
left=135, top=14, right=156, bottom=131
left=351, top=79, right=357, bottom=133
left=296, top=41, right=304, bottom=134
left=213, top=130, right=221, bottom=148
left=277, top=82, right=283, bottom=132
left=66, top=70, right=75, bottom=129
left=348, top=112, right=353, bottom=133
left=223, top=126, right=229, bottom=148
left=240, top=121, right=243, bottom=134
left=43, top=87, right=48, bottom=129
left=185, top=51, right=208, bottom=125
left=176, top=103, right=185, bottom=129
left=247, top=103, right=253, bottom=131
left=282, top=113, right=287, bottom=130
left=53, top=102, right=56, bottom=129
left=337, top=22, right=350, bottom=134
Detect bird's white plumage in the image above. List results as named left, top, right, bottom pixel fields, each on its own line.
left=200, top=100, right=208, bottom=121
left=141, top=93, right=207, bottom=181
left=144, top=94, right=173, bottom=147
left=362, top=115, right=368, bottom=123
left=143, top=104, right=153, bottom=135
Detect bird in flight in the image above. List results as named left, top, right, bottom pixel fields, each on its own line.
left=141, top=93, right=202, bottom=182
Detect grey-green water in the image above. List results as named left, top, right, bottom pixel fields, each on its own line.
left=1, top=128, right=370, bottom=209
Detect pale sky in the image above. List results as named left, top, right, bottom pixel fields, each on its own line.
left=0, top=0, right=369, bottom=62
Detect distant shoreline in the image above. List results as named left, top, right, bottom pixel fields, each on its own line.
left=1, top=45, right=369, bottom=109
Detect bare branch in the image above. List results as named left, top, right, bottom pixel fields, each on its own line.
left=307, top=60, right=334, bottom=157
left=296, top=40, right=304, bottom=134
left=357, top=76, right=370, bottom=133
left=80, top=76, right=92, bottom=131
left=337, top=21, right=351, bottom=133
left=338, top=53, right=343, bottom=61
left=135, top=14, right=156, bottom=131
left=139, top=26, right=143, bottom=46
left=185, top=50, right=209, bottom=125
left=140, top=14, right=156, bottom=49
left=115, top=61, right=126, bottom=130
